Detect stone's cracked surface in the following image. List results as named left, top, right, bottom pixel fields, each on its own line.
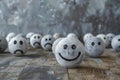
left=0, top=48, right=119, bottom=80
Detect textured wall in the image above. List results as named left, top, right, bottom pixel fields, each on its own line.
left=0, top=0, right=120, bottom=38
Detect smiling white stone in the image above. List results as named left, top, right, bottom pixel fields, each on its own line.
left=96, top=34, right=109, bottom=48
left=85, top=37, right=105, bottom=58
left=0, top=35, right=7, bottom=53
left=8, top=36, right=28, bottom=56
left=41, top=35, right=54, bottom=51
left=6, top=32, right=16, bottom=42
left=83, top=33, right=93, bottom=42
left=52, top=38, right=64, bottom=54
left=30, top=33, right=42, bottom=48
left=55, top=38, right=85, bottom=68
left=111, top=35, right=120, bottom=52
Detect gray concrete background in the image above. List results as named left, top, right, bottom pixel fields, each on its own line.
left=0, top=0, right=120, bottom=38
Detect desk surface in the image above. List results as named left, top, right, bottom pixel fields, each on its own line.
left=0, top=48, right=119, bottom=80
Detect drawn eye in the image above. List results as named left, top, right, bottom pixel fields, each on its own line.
left=38, top=36, right=40, bottom=39
left=20, top=41, right=23, bottom=45
left=71, top=44, right=76, bottom=49
left=91, top=42, right=95, bottom=46
left=98, top=42, right=101, bottom=45
left=104, top=37, right=106, bottom=40
left=45, top=38, right=47, bottom=41
left=63, top=44, right=68, bottom=49
left=118, top=39, right=120, bottom=41
left=49, top=38, right=51, bottom=40
left=14, top=40, right=17, bottom=44
left=34, top=36, right=36, bottom=39
left=0, top=40, right=1, bottom=42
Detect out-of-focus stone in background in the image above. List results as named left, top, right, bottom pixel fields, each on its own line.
left=0, top=0, right=120, bottom=38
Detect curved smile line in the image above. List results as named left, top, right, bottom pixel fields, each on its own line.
left=59, top=52, right=81, bottom=61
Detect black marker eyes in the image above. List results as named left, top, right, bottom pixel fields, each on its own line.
left=91, top=42, right=95, bottom=46
left=38, top=36, right=40, bottom=39
left=104, top=37, right=106, bottom=40
left=0, top=40, right=1, bottom=42
left=49, top=38, right=51, bottom=40
left=45, top=38, right=51, bottom=41
left=34, top=36, right=36, bottom=39
left=20, top=41, right=23, bottom=45
left=118, top=39, right=120, bottom=41
left=72, top=44, right=76, bottom=49
left=45, top=38, right=47, bottom=41
left=14, top=40, right=17, bottom=44
left=63, top=44, right=68, bottom=49
left=98, top=42, right=101, bottom=45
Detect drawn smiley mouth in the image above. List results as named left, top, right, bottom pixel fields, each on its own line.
left=14, top=49, right=24, bottom=54
left=59, top=52, right=81, bottom=61
left=44, top=43, right=52, bottom=47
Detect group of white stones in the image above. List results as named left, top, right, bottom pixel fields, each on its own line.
left=0, top=32, right=120, bottom=68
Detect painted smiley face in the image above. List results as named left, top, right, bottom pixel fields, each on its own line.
left=30, top=34, right=42, bottom=48
left=8, top=36, right=28, bottom=56
left=0, top=35, right=7, bottom=53
left=111, top=35, right=120, bottom=52
left=85, top=37, right=105, bottom=58
left=41, top=35, right=54, bottom=51
left=55, top=38, right=85, bottom=68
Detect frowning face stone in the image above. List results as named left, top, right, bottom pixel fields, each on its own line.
left=85, top=37, right=105, bottom=58
left=30, top=34, right=42, bottom=48
left=111, top=35, right=120, bottom=52
left=8, top=36, right=28, bottom=56
left=55, top=38, right=85, bottom=68
left=41, top=35, right=54, bottom=51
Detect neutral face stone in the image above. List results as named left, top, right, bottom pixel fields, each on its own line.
left=85, top=37, right=105, bottom=57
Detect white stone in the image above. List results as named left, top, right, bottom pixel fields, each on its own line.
left=85, top=37, right=105, bottom=57
left=111, top=35, right=120, bottom=52
left=8, top=36, right=28, bottom=56
left=30, top=33, right=42, bottom=48
left=83, top=33, right=93, bottom=42
left=41, top=35, right=54, bottom=51
left=96, top=34, right=109, bottom=47
left=55, top=37, right=85, bottom=68
left=6, top=32, right=16, bottom=42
